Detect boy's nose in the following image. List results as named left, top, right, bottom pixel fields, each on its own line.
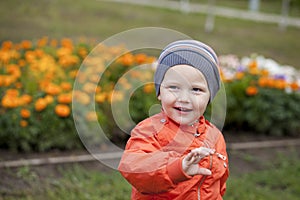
left=177, top=90, right=190, bottom=102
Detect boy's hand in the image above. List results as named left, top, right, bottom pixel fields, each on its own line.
left=182, top=147, right=215, bottom=176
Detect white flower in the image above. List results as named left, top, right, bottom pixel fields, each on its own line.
left=218, top=54, right=300, bottom=88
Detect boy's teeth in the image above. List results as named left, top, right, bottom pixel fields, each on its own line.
left=177, top=107, right=189, bottom=111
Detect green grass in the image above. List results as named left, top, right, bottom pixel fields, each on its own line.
left=1, top=165, right=132, bottom=200
left=0, top=0, right=299, bottom=68
left=44, top=166, right=131, bottom=200
left=225, top=154, right=300, bottom=200
left=1, top=153, right=299, bottom=200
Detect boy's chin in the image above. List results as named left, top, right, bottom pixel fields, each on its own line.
left=174, top=119, right=198, bottom=126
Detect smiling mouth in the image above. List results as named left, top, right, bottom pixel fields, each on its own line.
left=174, top=107, right=192, bottom=112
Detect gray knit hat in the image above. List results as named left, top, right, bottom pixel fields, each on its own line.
left=154, top=40, right=220, bottom=101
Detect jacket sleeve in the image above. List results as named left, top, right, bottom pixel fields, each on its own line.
left=118, top=122, right=191, bottom=194
left=216, top=134, right=229, bottom=197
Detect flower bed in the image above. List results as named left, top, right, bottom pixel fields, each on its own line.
left=219, top=54, right=300, bottom=136
left=0, top=38, right=299, bottom=152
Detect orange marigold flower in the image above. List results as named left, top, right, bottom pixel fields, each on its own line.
left=246, top=86, right=258, bottom=96
left=18, top=95, right=31, bottom=106
left=1, top=95, right=19, bottom=108
left=248, top=60, right=257, bottom=69
left=0, top=51, right=11, bottom=64
left=260, top=69, right=269, bottom=76
left=25, top=51, right=36, bottom=63
left=274, top=79, right=287, bottom=90
left=7, top=64, right=21, bottom=78
left=110, top=91, right=124, bottom=102
left=143, top=84, right=154, bottom=94
left=59, top=55, right=79, bottom=67
left=35, top=49, right=44, bottom=58
left=120, top=53, right=134, bottom=66
left=258, top=77, right=268, bottom=87
left=95, top=86, right=102, bottom=93
left=146, top=56, right=156, bottom=63
left=69, top=70, right=78, bottom=79
left=85, top=111, right=98, bottom=121
left=20, top=94, right=32, bottom=105
left=20, top=40, right=32, bottom=49
left=1, top=41, right=13, bottom=50
left=55, top=104, right=70, bottom=117
left=83, top=82, right=97, bottom=93
left=264, top=78, right=275, bottom=88
left=60, top=82, right=72, bottom=91
left=35, top=98, right=48, bottom=112
left=44, top=95, right=54, bottom=104
left=135, top=53, right=147, bottom=64
left=50, top=39, right=58, bottom=47
left=18, top=59, right=26, bottom=67
left=95, top=93, right=107, bottom=103
left=20, top=120, right=28, bottom=127
left=78, top=47, right=88, bottom=58
left=20, top=108, right=31, bottom=119
left=249, top=68, right=260, bottom=75
left=6, top=88, right=19, bottom=97
left=73, top=91, right=90, bottom=105
left=89, top=74, right=100, bottom=83
left=60, top=38, right=73, bottom=49
left=37, top=37, right=48, bottom=47
left=57, top=47, right=72, bottom=57
left=290, top=82, right=299, bottom=91
left=129, top=70, right=142, bottom=78
left=44, top=83, right=62, bottom=96
left=15, top=82, right=22, bottom=89
left=2, top=76, right=15, bottom=87
left=118, top=78, right=131, bottom=90
left=235, top=72, right=245, bottom=80
left=57, top=93, right=72, bottom=104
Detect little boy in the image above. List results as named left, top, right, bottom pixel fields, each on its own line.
left=118, top=40, right=229, bottom=199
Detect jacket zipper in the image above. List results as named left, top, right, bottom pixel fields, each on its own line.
left=197, top=152, right=227, bottom=199
left=197, top=154, right=213, bottom=200
left=197, top=139, right=229, bottom=200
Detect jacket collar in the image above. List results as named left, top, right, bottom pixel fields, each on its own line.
left=158, top=111, right=207, bottom=135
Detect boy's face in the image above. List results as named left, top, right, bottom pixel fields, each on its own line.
left=158, top=65, right=210, bottom=126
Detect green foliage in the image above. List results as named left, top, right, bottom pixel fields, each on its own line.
left=0, top=104, right=80, bottom=152
left=225, top=76, right=300, bottom=136
left=129, top=84, right=159, bottom=123
left=1, top=37, right=299, bottom=152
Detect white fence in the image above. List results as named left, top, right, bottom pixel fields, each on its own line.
left=107, top=0, right=300, bottom=31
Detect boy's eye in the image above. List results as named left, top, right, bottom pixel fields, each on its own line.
left=192, top=88, right=203, bottom=93
left=168, top=86, right=179, bottom=90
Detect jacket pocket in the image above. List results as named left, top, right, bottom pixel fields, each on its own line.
left=211, top=152, right=228, bottom=179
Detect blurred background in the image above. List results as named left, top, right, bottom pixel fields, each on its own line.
left=0, top=0, right=300, bottom=199
left=1, top=0, right=300, bottom=66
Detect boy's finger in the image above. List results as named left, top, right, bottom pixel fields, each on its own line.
left=197, top=168, right=212, bottom=176
left=192, top=147, right=215, bottom=155
left=184, top=151, right=194, bottom=162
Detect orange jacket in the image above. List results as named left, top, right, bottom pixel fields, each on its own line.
left=119, top=112, right=229, bottom=200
